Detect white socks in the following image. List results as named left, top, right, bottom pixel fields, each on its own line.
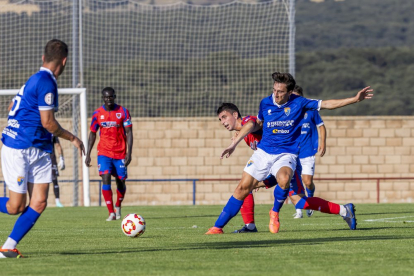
left=339, top=205, right=347, bottom=217
left=2, top=237, right=17, bottom=250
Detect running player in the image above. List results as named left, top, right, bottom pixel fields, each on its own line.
left=85, top=87, right=133, bottom=221
left=206, top=72, right=373, bottom=234
left=0, top=39, right=85, bottom=258
left=51, top=135, right=65, bottom=207
left=292, top=85, right=326, bottom=219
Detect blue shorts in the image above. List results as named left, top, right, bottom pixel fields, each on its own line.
left=97, top=155, right=127, bottom=180
left=262, top=160, right=305, bottom=196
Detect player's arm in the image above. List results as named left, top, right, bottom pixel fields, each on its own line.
left=320, top=86, right=373, bottom=110
left=40, top=110, right=85, bottom=156
left=54, top=137, right=65, bottom=170
left=7, top=100, right=14, bottom=112
left=85, top=131, right=97, bottom=167
left=220, top=118, right=263, bottom=159
left=317, top=124, right=326, bottom=157
left=125, top=126, right=133, bottom=167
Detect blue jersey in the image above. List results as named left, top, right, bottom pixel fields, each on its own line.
left=2, top=67, right=58, bottom=153
left=257, top=94, right=320, bottom=155
left=299, top=110, right=324, bottom=158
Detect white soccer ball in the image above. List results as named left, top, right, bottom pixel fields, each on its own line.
left=121, top=214, right=146, bottom=237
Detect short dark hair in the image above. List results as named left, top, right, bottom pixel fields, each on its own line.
left=216, top=103, right=242, bottom=119
left=44, top=39, right=68, bottom=63
left=271, top=72, right=296, bottom=92
left=293, top=85, right=303, bottom=96
left=101, top=87, right=115, bottom=95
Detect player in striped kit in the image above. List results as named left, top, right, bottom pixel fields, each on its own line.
left=85, top=87, right=133, bottom=221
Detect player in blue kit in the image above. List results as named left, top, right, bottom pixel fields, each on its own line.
left=206, top=72, right=373, bottom=234
left=292, top=85, right=326, bottom=219
left=0, top=40, right=85, bottom=258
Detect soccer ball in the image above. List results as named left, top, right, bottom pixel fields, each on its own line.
left=121, top=214, right=146, bottom=237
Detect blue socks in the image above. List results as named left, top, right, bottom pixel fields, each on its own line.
left=272, top=185, right=289, bottom=212
left=295, top=196, right=308, bottom=209
left=0, top=197, right=9, bottom=214
left=214, top=196, right=243, bottom=228
left=9, top=207, right=41, bottom=244
left=306, top=187, right=315, bottom=197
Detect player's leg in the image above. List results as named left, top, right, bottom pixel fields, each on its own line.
left=234, top=191, right=257, bottom=233
left=300, top=156, right=316, bottom=217
left=1, top=148, right=51, bottom=258
left=98, top=156, right=116, bottom=221
left=268, top=154, right=297, bottom=233
left=113, top=158, right=127, bottom=220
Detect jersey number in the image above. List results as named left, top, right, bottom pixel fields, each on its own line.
left=8, top=85, right=25, bottom=116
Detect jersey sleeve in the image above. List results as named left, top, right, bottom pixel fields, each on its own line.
left=241, top=115, right=257, bottom=126
left=257, top=99, right=265, bottom=121
left=37, top=76, right=58, bottom=111
left=90, top=111, right=100, bottom=132
left=123, top=107, right=132, bottom=127
left=313, top=111, right=324, bottom=127
left=302, top=97, right=322, bottom=111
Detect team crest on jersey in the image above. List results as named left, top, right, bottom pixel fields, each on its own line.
left=100, top=115, right=104, bottom=119
left=17, top=176, right=25, bottom=186
left=116, top=113, right=122, bottom=119
left=268, top=109, right=272, bottom=115
left=44, top=93, right=54, bottom=105
left=304, top=113, right=308, bottom=119
left=284, top=107, right=291, bottom=116
left=246, top=160, right=254, bottom=167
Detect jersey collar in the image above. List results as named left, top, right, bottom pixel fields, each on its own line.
left=102, top=104, right=118, bottom=111
left=39, top=67, right=57, bottom=85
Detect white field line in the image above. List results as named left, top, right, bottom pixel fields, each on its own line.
left=364, top=216, right=414, bottom=223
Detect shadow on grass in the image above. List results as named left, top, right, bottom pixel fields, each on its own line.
left=57, top=235, right=411, bottom=255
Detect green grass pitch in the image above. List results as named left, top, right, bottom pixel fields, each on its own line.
left=1, top=204, right=414, bottom=275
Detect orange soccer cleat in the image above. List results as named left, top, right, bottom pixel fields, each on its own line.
left=269, top=210, right=280, bottom=233
left=0, top=248, right=24, bottom=258
left=205, top=227, right=224, bottom=235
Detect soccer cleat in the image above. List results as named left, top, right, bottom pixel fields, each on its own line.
left=0, top=248, right=24, bottom=258
left=106, top=212, right=116, bottom=221
left=342, top=203, right=357, bottom=230
left=115, top=207, right=121, bottom=220
left=292, top=210, right=303, bottom=219
left=205, top=227, right=224, bottom=235
left=269, top=210, right=280, bottom=233
left=232, top=225, right=258, bottom=233
left=306, top=209, right=314, bottom=217
left=56, top=202, right=64, bottom=208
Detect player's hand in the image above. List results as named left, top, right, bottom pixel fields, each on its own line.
left=125, top=154, right=132, bottom=167
left=319, top=144, right=326, bottom=157
left=85, top=155, right=92, bottom=167
left=71, top=136, right=85, bottom=157
left=221, top=142, right=237, bottom=159
left=58, top=156, right=65, bottom=170
left=355, top=86, right=374, bottom=102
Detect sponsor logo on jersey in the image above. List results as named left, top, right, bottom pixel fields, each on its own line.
left=116, top=113, right=122, bottom=119
left=17, top=176, right=25, bottom=186
left=301, top=131, right=308, bottom=135
left=246, top=160, right=254, bottom=167
left=249, top=141, right=258, bottom=150
left=268, top=109, right=272, bottom=115
left=267, top=120, right=294, bottom=128
left=100, top=115, right=105, bottom=119
left=272, top=129, right=290, bottom=134
left=304, top=113, right=308, bottom=119
left=7, top=119, right=20, bottom=128
left=284, top=107, right=291, bottom=116
left=302, top=123, right=310, bottom=128
left=101, top=121, right=119, bottom=128
left=44, top=93, right=54, bottom=105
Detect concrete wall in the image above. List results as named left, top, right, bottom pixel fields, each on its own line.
left=1, top=116, right=413, bottom=206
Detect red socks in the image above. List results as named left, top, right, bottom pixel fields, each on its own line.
left=102, top=189, right=115, bottom=214
left=240, top=193, right=255, bottom=224
left=115, top=188, right=126, bottom=208
left=302, top=197, right=340, bottom=214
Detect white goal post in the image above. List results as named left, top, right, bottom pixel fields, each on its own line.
left=0, top=88, right=90, bottom=207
